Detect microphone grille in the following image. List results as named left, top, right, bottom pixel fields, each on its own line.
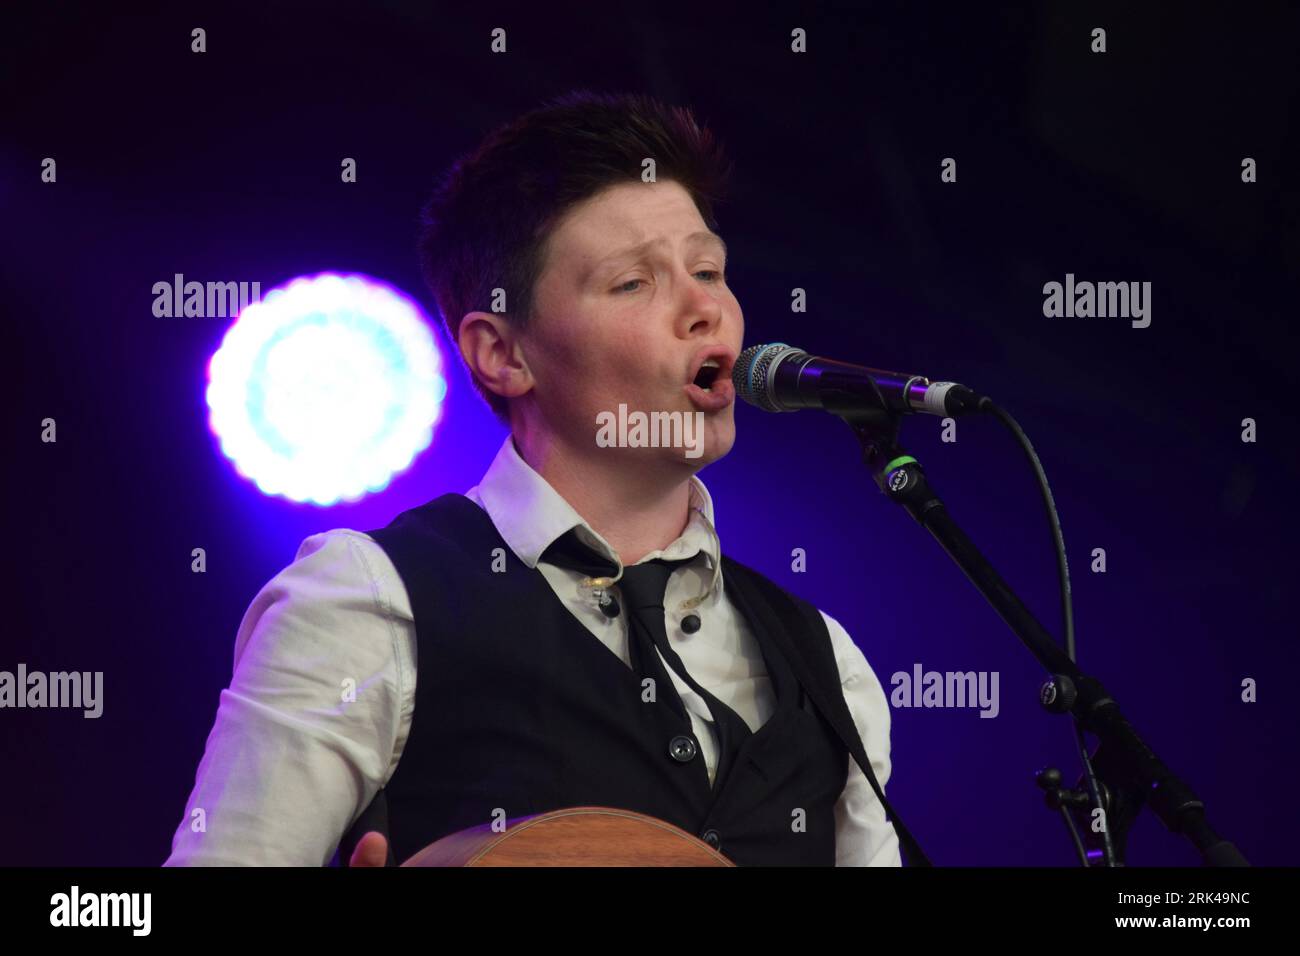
left=732, top=342, right=801, bottom=412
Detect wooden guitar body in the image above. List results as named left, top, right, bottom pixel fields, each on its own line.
left=400, top=806, right=734, bottom=867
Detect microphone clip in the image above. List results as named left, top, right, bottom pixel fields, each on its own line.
left=582, top=576, right=621, bottom=619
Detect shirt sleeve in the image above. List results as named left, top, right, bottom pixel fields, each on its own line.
left=823, top=609, right=902, bottom=867
left=163, top=530, right=416, bottom=866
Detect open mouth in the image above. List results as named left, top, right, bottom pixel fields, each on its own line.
left=684, top=352, right=736, bottom=411
left=692, top=360, right=723, bottom=391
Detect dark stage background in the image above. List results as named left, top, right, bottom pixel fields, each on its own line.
left=4, top=2, right=1298, bottom=866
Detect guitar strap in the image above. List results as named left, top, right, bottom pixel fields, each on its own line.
left=720, top=554, right=933, bottom=867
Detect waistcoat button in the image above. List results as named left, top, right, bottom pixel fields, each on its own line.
left=701, top=828, right=721, bottom=850
left=668, top=734, right=698, bottom=762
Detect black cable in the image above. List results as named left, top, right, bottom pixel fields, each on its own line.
left=980, top=400, right=1074, bottom=661
left=979, top=398, right=1116, bottom=867
left=1059, top=804, right=1089, bottom=866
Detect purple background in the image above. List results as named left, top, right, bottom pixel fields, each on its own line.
left=4, top=2, right=1297, bottom=866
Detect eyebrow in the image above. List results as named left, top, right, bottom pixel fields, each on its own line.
left=591, top=231, right=728, bottom=275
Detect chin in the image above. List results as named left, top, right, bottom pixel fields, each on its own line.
left=683, top=413, right=736, bottom=468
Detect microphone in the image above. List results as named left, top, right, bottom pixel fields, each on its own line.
left=731, top=343, right=983, bottom=417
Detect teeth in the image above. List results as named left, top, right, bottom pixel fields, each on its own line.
left=701, top=358, right=720, bottom=368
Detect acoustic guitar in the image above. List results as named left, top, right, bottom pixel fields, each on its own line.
left=400, top=806, right=734, bottom=866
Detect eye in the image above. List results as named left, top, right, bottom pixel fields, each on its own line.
left=613, top=269, right=726, bottom=295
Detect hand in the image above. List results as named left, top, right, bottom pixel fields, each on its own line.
left=348, top=830, right=389, bottom=867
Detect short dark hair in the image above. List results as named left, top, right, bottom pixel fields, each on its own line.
left=417, top=89, right=734, bottom=423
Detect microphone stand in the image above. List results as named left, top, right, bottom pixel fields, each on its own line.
left=835, top=398, right=1248, bottom=866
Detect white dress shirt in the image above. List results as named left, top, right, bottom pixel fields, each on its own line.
left=164, top=435, right=901, bottom=866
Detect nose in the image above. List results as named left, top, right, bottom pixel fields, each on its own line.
left=675, top=269, right=725, bottom=339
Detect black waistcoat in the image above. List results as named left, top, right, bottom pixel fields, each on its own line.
left=339, top=493, right=922, bottom=866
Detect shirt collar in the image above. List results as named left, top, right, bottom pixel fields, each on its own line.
left=469, top=434, right=720, bottom=572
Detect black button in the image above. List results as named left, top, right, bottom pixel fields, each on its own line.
left=668, top=735, right=697, bottom=762
left=681, top=613, right=701, bottom=634
left=701, top=828, right=721, bottom=850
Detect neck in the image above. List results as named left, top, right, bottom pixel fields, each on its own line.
left=512, top=428, right=695, bottom=567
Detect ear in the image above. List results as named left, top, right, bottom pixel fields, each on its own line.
left=457, top=311, right=534, bottom=402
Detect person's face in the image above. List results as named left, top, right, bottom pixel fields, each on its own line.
left=521, top=179, right=744, bottom=470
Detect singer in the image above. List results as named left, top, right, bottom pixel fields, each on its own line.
left=165, top=91, right=911, bottom=867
